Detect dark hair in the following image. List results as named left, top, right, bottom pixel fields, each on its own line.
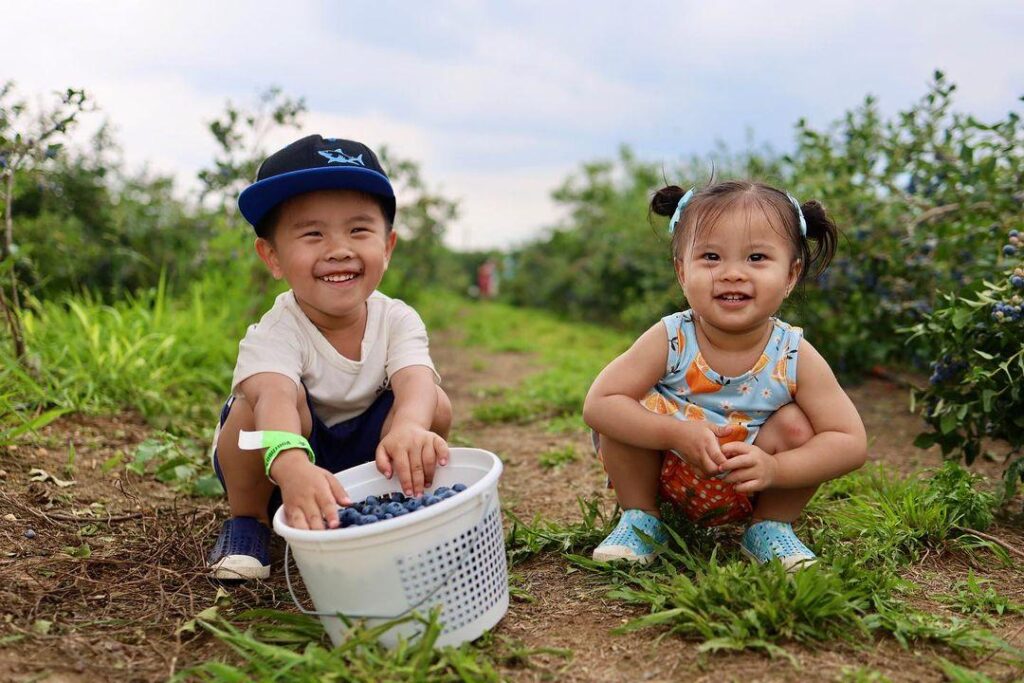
left=649, top=180, right=838, bottom=282
left=253, top=192, right=395, bottom=241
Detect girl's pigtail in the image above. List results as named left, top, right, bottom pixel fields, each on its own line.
left=650, top=185, right=688, bottom=218
left=800, top=200, right=838, bottom=279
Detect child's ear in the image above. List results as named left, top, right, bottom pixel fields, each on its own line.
left=382, top=230, right=398, bottom=268
left=674, top=257, right=686, bottom=290
left=255, top=237, right=285, bottom=280
left=785, top=259, right=802, bottom=296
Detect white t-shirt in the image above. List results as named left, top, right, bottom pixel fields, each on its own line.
left=231, top=290, right=439, bottom=427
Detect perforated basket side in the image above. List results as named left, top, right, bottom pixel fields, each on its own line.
left=396, top=504, right=507, bottom=633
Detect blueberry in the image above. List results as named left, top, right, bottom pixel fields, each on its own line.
left=433, top=486, right=451, bottom=496
left=422, top=495, right=440, bottom=506
left=437, top=489, right=457, bottom=500
left=370, top=505, right=386, bottom=517
left=364, top=495, right=380, bottom=507
left=389, top=492, right=406, bottom=503
left=1010, top=229, right=1020, bottom=238
left=24, top=529, right=36, bottom=540
left=391, top=506, right=408, bottom=516
left=1004, top=245, right=1018, bottom=256
left=384, top=502, right=405, bottom=515
left=1011, top=276, right=1024, bottom=289
left=405, top=498, right=423, bottom=511
left=359, top=514, right=379, bottom=525
left=383, top=513, right=393, bottom=520
left=452, top=483, right=468, bottom=492
left=339, top=508, right=361, bottom=526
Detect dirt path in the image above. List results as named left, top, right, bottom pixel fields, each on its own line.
left=0, top=325, right=1022, bottom=682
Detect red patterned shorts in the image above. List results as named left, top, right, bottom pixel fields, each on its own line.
left=593, top=432, right=754, bottom=527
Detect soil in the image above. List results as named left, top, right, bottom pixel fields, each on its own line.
left=1, top=328, right=1022, bottom=682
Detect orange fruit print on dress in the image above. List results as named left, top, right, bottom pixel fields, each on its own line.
left=684, top=355, right=724, bottom=395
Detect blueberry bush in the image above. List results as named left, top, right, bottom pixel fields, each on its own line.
left=907, top=231, right=1024, bottom=495
left=504, top=73, right=1024, bottom=382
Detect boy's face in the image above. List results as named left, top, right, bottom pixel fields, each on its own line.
left=255, top=189, right=397, bottom=329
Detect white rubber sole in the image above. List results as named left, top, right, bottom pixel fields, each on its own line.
left=209, top=555, right=270, bottom=580
left=740, top=545, right=817, bottom=572
left=592, top=545, right=657, bottom=566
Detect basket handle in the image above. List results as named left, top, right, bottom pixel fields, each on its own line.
left=284, top=489, right=495, bottom=620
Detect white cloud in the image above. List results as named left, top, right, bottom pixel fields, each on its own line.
left=2, top=0, right=1021, bottom=251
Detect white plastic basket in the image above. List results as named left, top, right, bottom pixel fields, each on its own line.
left=272, top=447, right=508, bottom=648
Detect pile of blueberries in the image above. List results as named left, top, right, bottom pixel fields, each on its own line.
left=337, top=484, right=468, bottom=527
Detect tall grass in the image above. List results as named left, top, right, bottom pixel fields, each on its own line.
left=9, top=268, right=280, bottom=432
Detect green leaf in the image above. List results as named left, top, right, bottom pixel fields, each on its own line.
left=940, top=413, right=958, bottom=435
left=974, top=349, right=995, bottom=360
left=951, top=309, right=971, bottom=330
left=914, top=432, right=937, bottom=449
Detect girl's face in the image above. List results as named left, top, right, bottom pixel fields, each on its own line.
left=674, top=203, right=801, bottom=335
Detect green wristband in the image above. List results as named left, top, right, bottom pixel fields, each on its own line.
left=238, top=430, right=316, bottom=481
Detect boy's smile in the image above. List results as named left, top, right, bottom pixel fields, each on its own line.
left=256, top=189, right=396, bottom=332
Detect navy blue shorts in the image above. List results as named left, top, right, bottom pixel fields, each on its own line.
left=212, top=389, right=395, bottom=518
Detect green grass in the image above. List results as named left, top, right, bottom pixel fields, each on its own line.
left=509, top=464, right=1022, bottom=673
left=937, top=571, right=1023, bottom=625
left=537, top=444, right=578, bottom=469
left=176, top=606, right=570, bottom=681
left=1, top=266, right=282, bottom=490
left=415, top=294, right=631, bottom=425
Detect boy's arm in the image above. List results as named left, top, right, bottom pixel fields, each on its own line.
left=582, top=324, right=733, bottom=474
left=725, top=340, right=867, bottom=490
left=376, top=365, right=448, bottom=496
left=239, top=372, right=350, bottom=529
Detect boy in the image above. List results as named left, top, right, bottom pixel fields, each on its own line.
left=207, top=135, right=451, bottom=580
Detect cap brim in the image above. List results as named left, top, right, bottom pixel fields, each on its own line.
left=238, top=166, right=396, bottom=228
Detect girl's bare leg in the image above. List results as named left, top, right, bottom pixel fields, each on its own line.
left=598, top=433, right=663, bottom=517
left=751, top=403, right=817, bottom=523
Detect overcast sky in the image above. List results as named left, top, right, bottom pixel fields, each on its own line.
left=4, top=1, right=1022, bottom=249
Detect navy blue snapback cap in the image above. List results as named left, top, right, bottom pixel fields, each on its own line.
left=238, top=134, right=396, bottom=229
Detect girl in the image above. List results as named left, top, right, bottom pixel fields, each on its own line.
left=582, top=180, right=867, bottom=570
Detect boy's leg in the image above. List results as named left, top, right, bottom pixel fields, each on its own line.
left=215, top=388, right=314, bottom=526
left=750, top=403, right=817, bottom=522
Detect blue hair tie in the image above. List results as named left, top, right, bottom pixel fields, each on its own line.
left=668, top=187, right=695, bottom=234
left=786, top=193, right=807, bottom=237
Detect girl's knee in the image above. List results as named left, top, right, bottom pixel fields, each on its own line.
left=760, top=403, right=814, bottom=453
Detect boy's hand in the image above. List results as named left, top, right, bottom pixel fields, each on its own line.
left=375, top=422, right=450, bottom=497
left=271, top=449, right=351, bottom=530
left=719, top=442, right=778, bottom=493
left=672, top=421, right=734, bottom=476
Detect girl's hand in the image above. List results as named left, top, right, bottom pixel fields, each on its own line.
left=719, top=442, right=778, bottom=493
left=375, top=422, right=450, bottom=497
left=673, top=421, right=734, bottom=476
left=272, top=450, right=351, bottom=530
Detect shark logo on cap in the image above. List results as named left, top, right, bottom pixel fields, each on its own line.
left=318, top=148, right=365, bottom=166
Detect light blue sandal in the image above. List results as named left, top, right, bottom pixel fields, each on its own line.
left=592, top=509, right=668, bottom=565
left=740, top=520, right=817, bottom=572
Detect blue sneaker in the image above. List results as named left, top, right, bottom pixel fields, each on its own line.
left=592, top=509, right=668, bottom=565
left=207, top=517, right=271, bottom=580
left=740, top=520, right=817, bottom=571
